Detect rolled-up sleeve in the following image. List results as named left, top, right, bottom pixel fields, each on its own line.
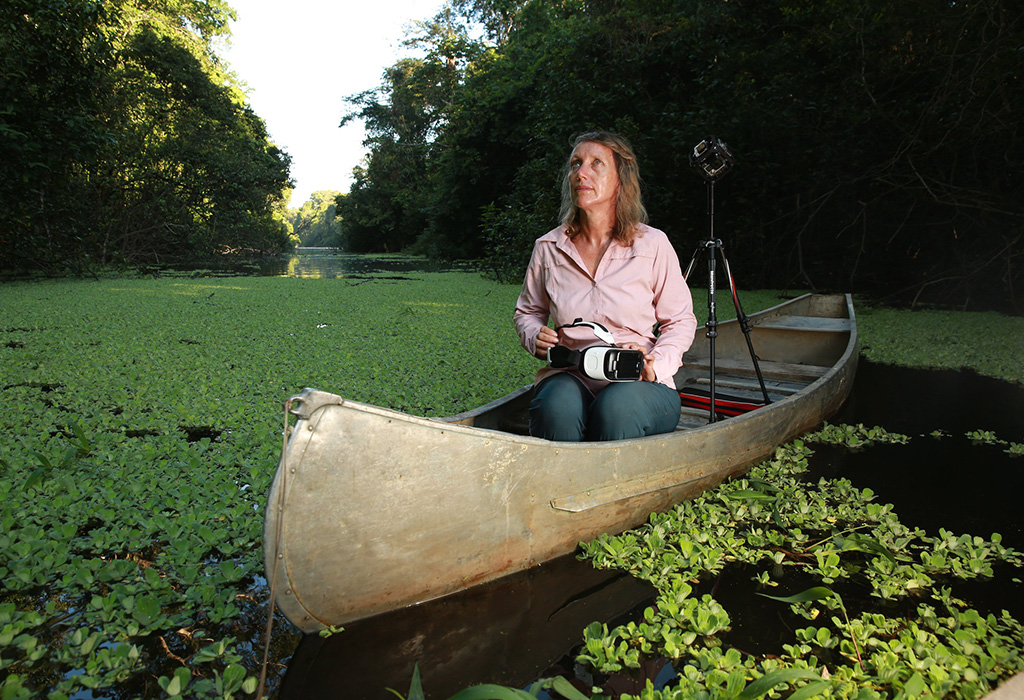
left=648, top=235, right=697, bottom=383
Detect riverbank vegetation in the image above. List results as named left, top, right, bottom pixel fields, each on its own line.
left=4, top=1, right=1020, bottom=311
left=1, top=271, right=1022, bottom=698
left=338, top=0, right=1022, bottom=311
left=0, top=0, right=294, bottom=275
left=285, top=192, right=343, bottom=249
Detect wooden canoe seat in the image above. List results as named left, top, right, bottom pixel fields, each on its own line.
left=684, top=357, right=829, bottom=384
left=755, top=315, right=852, bottom=332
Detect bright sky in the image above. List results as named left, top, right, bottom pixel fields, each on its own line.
left=219, top=0, right=447, bottom=208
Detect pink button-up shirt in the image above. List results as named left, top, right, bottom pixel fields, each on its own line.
left=513, top=224, right=697, bottom=393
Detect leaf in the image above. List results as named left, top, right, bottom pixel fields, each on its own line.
left=220, top=664, right=246, bottom=692
left=24, top=467, right=50, bottom=490
left=788, top=680, right=832, bottom=700
left=406, top=663, right=425, bottom=700
left=771, top=504, right=787, bottom=530
left=729, top=489, right=774, bottom=499
left=79, top=632, right=101, bottom=655
left=745, top=478, right=782, bottom=493
left=901, top=672, right=927, bottom=698
left=447, top=685, right=539, bottom=700
left=30, top=452, right=52, bottom=470
left=545, top=676, right=590, bottom=700
left=159, top=667, right=190, bottom=697
left=758, top=586, right=836, bottom=604
left=838, top=533, right=896, bottom=562
left=739, top=669, right=823, bottom=699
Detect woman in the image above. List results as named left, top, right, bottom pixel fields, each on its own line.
left=513, top=131, right=697, bottom=441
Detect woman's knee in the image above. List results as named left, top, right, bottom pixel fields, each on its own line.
left=529, top=373, right=590, bottom=441
left=587, top=382, right=680, bottom=441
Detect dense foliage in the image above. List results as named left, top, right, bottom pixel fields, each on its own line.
left=285, top=191, right=342, bottom=247
left=340, top=0, right=1023, bottom=311
left=2, top=266, right=1023, bottom=698
left=336, top=6, right=485, bottom=255
left=578, top=426, right=1024, bottom=699
left=0, top=0, right=294, bottom=274
left=0, top=267, right=535, bottom=699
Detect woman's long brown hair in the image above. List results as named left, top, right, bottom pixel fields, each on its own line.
left=559, top=131, right=648, bottom=245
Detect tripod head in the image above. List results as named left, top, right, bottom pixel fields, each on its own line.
left=689, top=136, right=734, bottom=182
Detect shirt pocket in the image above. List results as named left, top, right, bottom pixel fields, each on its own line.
left=607, top=246, right=657, bottom=298
left=542, top=256, right=592, bottom=321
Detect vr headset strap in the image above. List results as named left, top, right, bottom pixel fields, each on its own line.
left=549, top=318, right=616, bottom=368
left=554, top=317, right=617, bottom=345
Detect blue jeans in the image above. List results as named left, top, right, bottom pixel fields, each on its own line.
left=529, top=372, right=682, bottom=441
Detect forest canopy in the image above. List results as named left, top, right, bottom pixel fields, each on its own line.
left=0, top=0, right=294, bottom=273
left=338, top=0, right=1023, bottom=310
left=4, top=0, right=1020, bottom=309
left=287, top=190, right=342, bottom=248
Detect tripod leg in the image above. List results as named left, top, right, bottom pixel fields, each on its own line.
left=716, top=246, right=771, bottom=405
left=706, top=240, right=719, bottom=423
left=682, top=245, right=705, bottom=283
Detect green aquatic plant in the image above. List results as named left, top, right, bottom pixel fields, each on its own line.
left=758, top=587, right=863, bottom=670
left=965, top=429, right=1024, bottom=457
left=2, top=273, right=1022, bottom=698
left=857, top=305, right=1024, bottom=386
left=802, top=422, right=910, bottom=449
left=577, top=429, right=1024, bottom=699
left=967, top=429, right=1002, bottom=445
left=0, top=271, right=535, bottom=699
left=387, top=664, right=591, bottom=700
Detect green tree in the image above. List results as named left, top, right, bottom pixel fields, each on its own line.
left=0, top=0, right=293, bottom=272
left=452, top=0, right=527, bottom=45
left=289, top=190, right=342, bottom=247
left=337, top=5, right=484, bottom=254
left=341, top=0, right=1022, bottom=308
left=0, top=0, right=113, bottom=272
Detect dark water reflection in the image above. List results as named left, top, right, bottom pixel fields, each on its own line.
left=277, top=361, right=1024, bottom=700
left=258, top=249, right=477, bottom=279
left=813, top=361, right=1024, bottom=626
left=822, top=360, right=1024, bottom=551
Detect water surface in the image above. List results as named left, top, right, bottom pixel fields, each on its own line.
left=258, top=249, right=476, bottom=279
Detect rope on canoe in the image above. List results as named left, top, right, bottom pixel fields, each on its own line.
left=257, top=397, right=293, bottom=699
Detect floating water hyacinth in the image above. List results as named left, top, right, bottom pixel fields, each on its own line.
left=1, top=271, right=1022, bottom=699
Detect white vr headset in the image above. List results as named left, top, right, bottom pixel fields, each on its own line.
left=545, top=318, right=644, bottom=382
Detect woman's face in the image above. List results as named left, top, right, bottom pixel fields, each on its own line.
left=570, top=141, right=619, bottom=215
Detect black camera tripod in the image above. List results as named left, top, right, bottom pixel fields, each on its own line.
left=683, top=137, right=770, bottom=422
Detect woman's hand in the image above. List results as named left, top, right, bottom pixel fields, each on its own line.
left=534, top=326, right=559, bottom=360
left=623, top=343, right=657, bottom=382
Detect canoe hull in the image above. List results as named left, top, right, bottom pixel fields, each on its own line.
left=265, top=294, right=857, bottom=632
